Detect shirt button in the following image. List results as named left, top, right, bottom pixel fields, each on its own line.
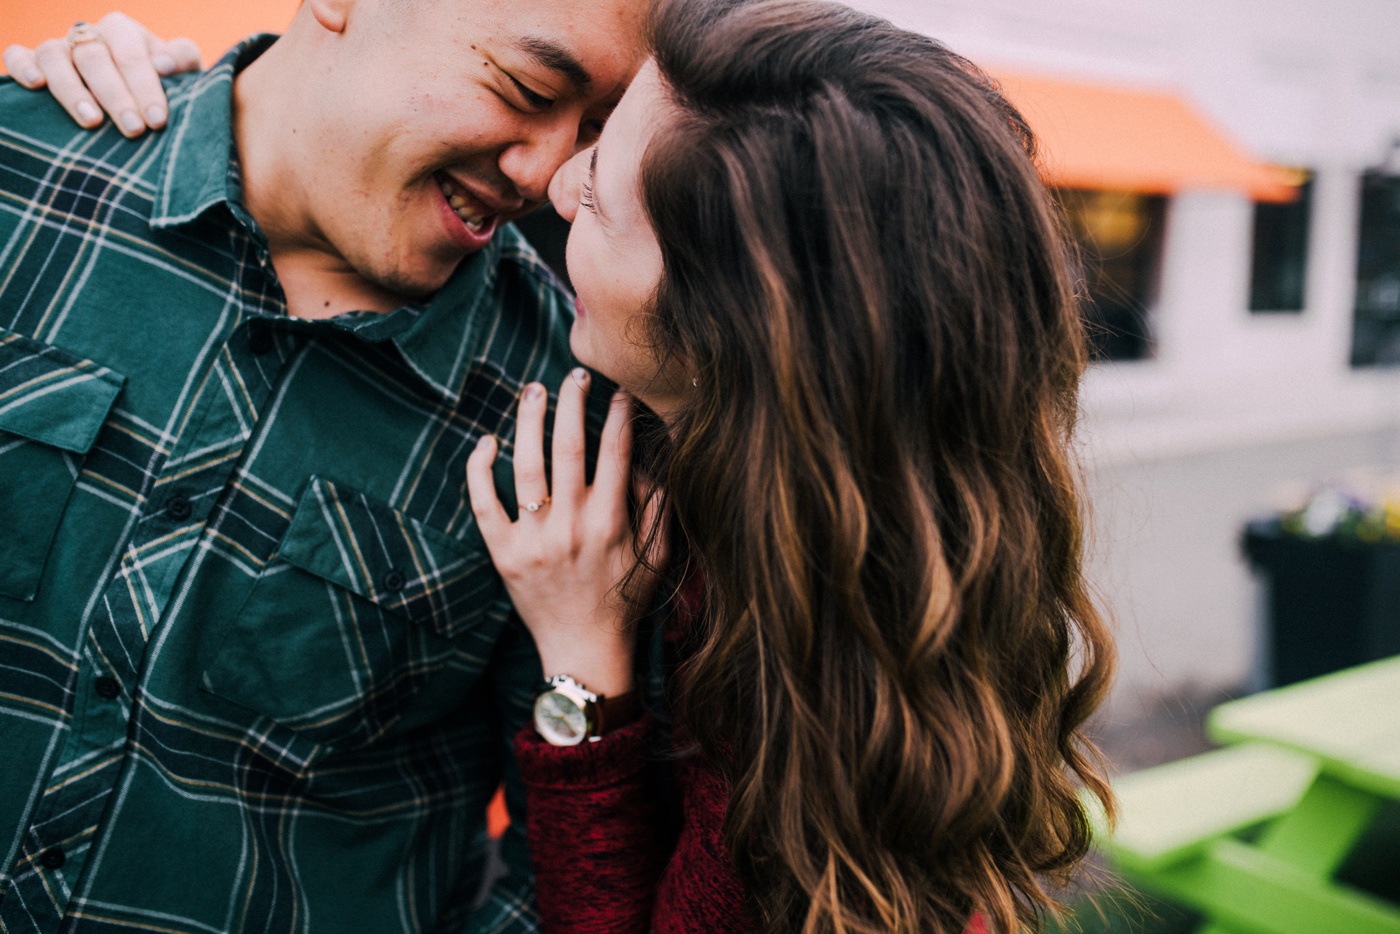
left=382, top=570, right=406, bottom=593
left=248, top=326, right=274, bottom=356
left=39, top=848, right=65, bottom=870
left=165, top=495, right=192, bottom=521
left=94, top=677, right=121, bottom=700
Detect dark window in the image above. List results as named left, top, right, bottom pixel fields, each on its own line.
left=1057, top=189, right=1167, bottom=362
left=1249, top=173, right=1312, bottom=312
left=1350, top=172, right=1400, bottom=367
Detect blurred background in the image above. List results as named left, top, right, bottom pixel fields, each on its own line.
left=6, top=0, right=1400, bottom=924
left=860, top=0, right=1400, bottom=762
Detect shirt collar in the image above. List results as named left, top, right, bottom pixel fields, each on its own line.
left=150, top=35, right=277, bottom=229
left=388, top=228, right=524, bottom=403
left=271, top=227, right=544, bottom=406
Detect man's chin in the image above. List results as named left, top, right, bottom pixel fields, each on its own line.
left=372, top=259, right=472, bottom=304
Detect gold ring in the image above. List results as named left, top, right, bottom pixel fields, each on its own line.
left=519, top=497, right=552, bottom=513
left=67, top=22, right=104, bottom=48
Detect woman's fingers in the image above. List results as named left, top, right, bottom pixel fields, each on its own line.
left=70, top=39, right=147, bottom=136
left=466, top=435, right=512, bottom=543
left=97, top=13, right=178, bottom=129
left=153, top=37, right=201, bottom=76
left=3, top=45, right=46, bottom=90
left=591, top=392, right=634, bottom=507
left=513, top=382, right=552, bottom=514
left=32, top=39, right=104, bottom=128
left=550, top=368, right=590, bottom=510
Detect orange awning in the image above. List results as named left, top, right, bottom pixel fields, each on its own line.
left=1, top=0, right=299, bottom=72
left=992, top=72, right=1300, bottom=202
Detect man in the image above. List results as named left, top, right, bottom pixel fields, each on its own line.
left=0, top=0, right=646, bottom=929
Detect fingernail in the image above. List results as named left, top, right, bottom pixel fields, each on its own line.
left=476, top=434, right=496, bottom=451
left=21, top=70, right=42, bottom=87
left=525, top=383, right=545, bottom=400
left=571, top=367, right=589, bottom=382
left=145, top=105, right=167, bottom=126
left=118, top=110, right=144, bottom=135
left=152, top=53, right=177, bottom=76
left=76, top=101, right=101, bottom=125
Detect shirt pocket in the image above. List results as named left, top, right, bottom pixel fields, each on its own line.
left=201, top=475, right=509, bottom=750
left=0, top=328, right=124, bottom=602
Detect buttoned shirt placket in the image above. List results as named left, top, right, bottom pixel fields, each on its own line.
left=12, top=200, right=291, bottom=925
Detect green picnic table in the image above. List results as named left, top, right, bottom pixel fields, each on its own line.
left=1093, top=655, right=1400, bottom=934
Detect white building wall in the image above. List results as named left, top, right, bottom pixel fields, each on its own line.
left=854, top=0, right=1400, bottom=717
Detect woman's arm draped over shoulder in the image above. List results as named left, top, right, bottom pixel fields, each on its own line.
left=4, top=12, right=199, bottom=136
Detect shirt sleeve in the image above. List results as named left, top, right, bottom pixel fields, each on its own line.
left=514, top=715, right=671, bottom=934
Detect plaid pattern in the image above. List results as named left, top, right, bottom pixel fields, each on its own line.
left=0, top=37, right=577, bottom=933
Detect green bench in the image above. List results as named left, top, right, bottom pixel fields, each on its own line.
left=1090, top=742, right=1400, bottom=934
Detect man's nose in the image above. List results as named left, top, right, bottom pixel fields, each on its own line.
left=500, top=116, right=587, bottom=205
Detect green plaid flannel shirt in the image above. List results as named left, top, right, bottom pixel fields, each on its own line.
left=0, top=36, right=575, bottom=934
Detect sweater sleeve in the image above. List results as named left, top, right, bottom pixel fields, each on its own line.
left=514, top=716, right=670, bottom=934
left=517, top=719, right=986, bottom=934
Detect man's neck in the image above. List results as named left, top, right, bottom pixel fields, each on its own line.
left=231, top=38, right=412, bottom=320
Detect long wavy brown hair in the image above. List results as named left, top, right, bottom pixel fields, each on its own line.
left=631, top=0, right=1116, bottom=930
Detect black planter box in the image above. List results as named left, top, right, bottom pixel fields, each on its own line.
left=1242, top=519, right=1400, bottom=686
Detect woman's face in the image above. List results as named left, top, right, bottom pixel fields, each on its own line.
left=548, top=61, right=689, bottom=418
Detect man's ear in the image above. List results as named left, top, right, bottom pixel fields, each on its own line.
left=307, top=0, right=353, bottom=34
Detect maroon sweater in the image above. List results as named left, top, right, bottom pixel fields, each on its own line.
left=516, top=715, right=749, bottom=932
left=516, top=719, right=990, bottom=934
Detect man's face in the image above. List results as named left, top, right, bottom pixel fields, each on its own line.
left=305, top=0, right=646, bottom=298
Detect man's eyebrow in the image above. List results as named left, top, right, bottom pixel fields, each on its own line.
left=516, top=37, right=592, bottom=93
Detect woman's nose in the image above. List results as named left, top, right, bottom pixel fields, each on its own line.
left=547, top=148, right=590, bottom=223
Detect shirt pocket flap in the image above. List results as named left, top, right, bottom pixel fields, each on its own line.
left=0, top=329, right=125, bottom=454
left=277, top=476, right=501, bottom=641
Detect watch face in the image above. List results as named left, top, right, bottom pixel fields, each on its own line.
left=534, top=691, right=587, bottom=745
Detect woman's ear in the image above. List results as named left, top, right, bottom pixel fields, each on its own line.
left=307, top=0, right=352, bottom=35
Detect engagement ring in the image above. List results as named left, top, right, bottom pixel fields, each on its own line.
left=67, top=22, right=103, bottom=48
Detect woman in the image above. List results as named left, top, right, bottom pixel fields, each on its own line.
left=19, top=1, right=1116, bottom=930
left=483, top=1, right=1118, bottom=926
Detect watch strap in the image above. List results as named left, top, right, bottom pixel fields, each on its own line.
left=592, top=690, right=643, bottom=739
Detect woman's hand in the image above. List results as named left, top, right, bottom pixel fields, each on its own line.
left=4, top=13, right=201, bottom=137
left=466, top=370, right=665, bottom=698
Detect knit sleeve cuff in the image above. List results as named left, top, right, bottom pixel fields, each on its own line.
left=514, top=713, right=655, bottom=790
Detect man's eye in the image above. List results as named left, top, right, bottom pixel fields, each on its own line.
left=509, top=76, right=554, bottom=110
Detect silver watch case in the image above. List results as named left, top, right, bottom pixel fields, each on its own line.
left=532, top=674, right=599, bottom=746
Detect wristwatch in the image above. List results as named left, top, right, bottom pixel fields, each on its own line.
left=532, top=674, right=643, bottom=746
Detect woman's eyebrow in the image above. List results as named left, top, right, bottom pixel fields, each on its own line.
left=515, top=36, right=593, bottom=94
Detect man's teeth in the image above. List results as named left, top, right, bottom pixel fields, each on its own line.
left=439, top=179, right=491, bottom=232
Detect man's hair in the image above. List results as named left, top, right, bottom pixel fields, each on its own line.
left=633, top=0, right=1115, bottom=930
